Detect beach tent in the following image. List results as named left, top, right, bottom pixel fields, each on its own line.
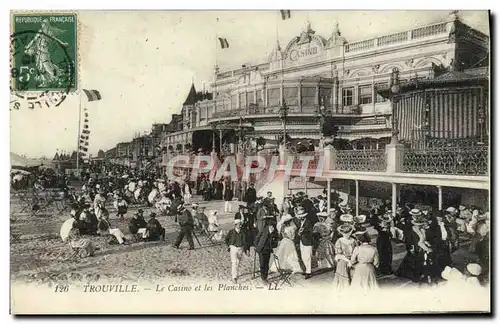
left=10, top=152, right=52, bottom=169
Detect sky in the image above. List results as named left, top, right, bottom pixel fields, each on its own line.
left=9, top=10, right=489, bottom=159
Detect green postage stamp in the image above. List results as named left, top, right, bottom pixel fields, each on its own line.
left=11, top=13, right=78, bottom=94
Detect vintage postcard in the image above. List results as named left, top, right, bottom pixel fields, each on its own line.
left=9, top=10, right=490, bottom=314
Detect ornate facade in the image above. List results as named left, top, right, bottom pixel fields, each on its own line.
left=161, top=13, right=488, bottom=154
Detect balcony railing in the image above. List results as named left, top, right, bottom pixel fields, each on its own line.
left=345, top=22, right=448, bottom=54
left=335, top=149, right=387, bottom=172
left=207, top=104, right=362, bottom=120
left=290, top=152, right=323, bottom=171
left=402, top=146, right=488, bottom=176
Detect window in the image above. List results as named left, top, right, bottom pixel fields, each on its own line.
left=342, top=87, right=354, bottom=107
left=246, top=91, right=255, bottom=106
left=375, top=82, right=388, bottom=103
left=231, top=95, right=237, bottom=110
left=256, top=90, right=263, bottom=106
left=283, top=87, right=298, bottom=106
left=319, top=87, right=332, bottom=108
left=239, top=93, right=245, bottom=109
left=301, top=87, right=316, bottom=107
left=358, top=85, right=372, bottom=105
left=267, top=88, right=280, bottom=107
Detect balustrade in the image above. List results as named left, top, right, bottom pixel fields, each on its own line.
left=410, top=23, right=447, bottom=40
left=335, top=149, right=387, bottom=172
left=290, top=152, right=323, bottom=171
left=402, top=146, right=488, bottom=175
left=377, top=31, right=408, bottom=47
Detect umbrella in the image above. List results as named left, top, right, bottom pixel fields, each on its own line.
left=60, top=218, right=76, bottom=242
left=121, top=174, right=129, bottom=179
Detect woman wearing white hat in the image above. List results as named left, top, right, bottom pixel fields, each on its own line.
left=465, top=263, right=482, bottom=287
left=332, top=224, right=358, bottom=289
left=272, top=214, right=302, bottom=274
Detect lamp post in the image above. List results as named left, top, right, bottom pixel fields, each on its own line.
left=210, top=124, right=216, bottom=152
left=390, top=68, right=401, bottom=145
left=316, top=97, right=329, bottom=148
left=279, top=102, right=289, bottom=147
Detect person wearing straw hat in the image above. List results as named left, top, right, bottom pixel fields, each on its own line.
left=173, top=202, right=195, bottom=250
left=225, top=218, right=250, bottom=284
left=350, top=232, right=380, bottom=290
left=256, top=203, right=270, bottom=233
left=374, top=212, right=394, bottom=275
left=296, top=207, right=314, bottom=279
left=395, top=209, right=433, bottom=283
left=254, top=216, right=279, bottom=284
left=314, top=222, right=335, bottom=270
left=272, top=214, right=302, bottom=274
left=464, top=263, right=482, bottom=287
left=427, top=211, right=453, bottom=279
left=333, top=223, right=357, bottom=289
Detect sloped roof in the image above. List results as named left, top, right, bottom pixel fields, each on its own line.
left=183, top=83, right=197, bottom=105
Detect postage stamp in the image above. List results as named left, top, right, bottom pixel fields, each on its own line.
left=10, top=12, right=77, bottom=108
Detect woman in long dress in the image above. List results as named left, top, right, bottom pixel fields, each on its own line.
left=314, top=222, right=336, bottom=270
left=333, top=224, right=358, bottom=289
left=351, top=233, right=380, bottom=290
left=272, top=214, right=302, bottom=273
left=374, top=213, right=394, bottom=275
left=395, top=209, right=433, bottom=283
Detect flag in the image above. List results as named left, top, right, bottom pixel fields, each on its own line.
left=218, top=37, right=229, bottom=49
left=85, top=112, right=89, bottom=118
left=80, top=135, right=89, bottom=140
left=82, top=129, right=91, bottom=135
left=280, top=10, right=291, bottom=20
left=79, top=140, right=89, bottom=146
left=83, top=125, right=89, bottom=129
left=84, top=119, right=89, bottom=123
left=83, top=89, right=102, bottom=102
left=79, top=146, right=88, bottom=152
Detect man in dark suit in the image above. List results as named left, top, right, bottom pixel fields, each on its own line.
left=173, top=203, right=195, bottom=250
left=296, top=207, right=313, bottom=279
left=301, top=195, right=319, bottom=224
left=245, top=183, right=257, bottom=207
left=146, top=212, right=166, bottom=241
left=254, top=216, right=279, bottom=284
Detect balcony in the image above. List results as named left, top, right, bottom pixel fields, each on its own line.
left=402, top=146, right=488, bottom=176
left=207, top=104, right=362, bottom=120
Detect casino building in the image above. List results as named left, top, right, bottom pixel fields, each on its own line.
left=161, top=12, right=488, bottom=155
left=157, top=12, right=489, bottom=213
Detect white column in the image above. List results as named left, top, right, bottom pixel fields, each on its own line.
left=392, top=183, right=398, bottom=217
left=355, top=179, right=359, bottom=216
left=437, top=185, right=443, bottom=211
left=327, top=179, right=331, bottom=213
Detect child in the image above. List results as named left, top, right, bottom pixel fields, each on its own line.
left=114, top=193, right=128, bottom=221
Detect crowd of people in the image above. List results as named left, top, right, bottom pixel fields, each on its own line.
left=224, top=191, right=490, bottom=290
left=21, top=161, right=487, bottom=290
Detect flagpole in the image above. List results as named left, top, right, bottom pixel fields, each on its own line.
left=214, top=17, right=219, bottom=96
left=76, top=92, right=82, bottom=172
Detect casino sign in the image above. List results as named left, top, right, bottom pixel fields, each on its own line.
left=283, top=22, right=326, bottom=65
